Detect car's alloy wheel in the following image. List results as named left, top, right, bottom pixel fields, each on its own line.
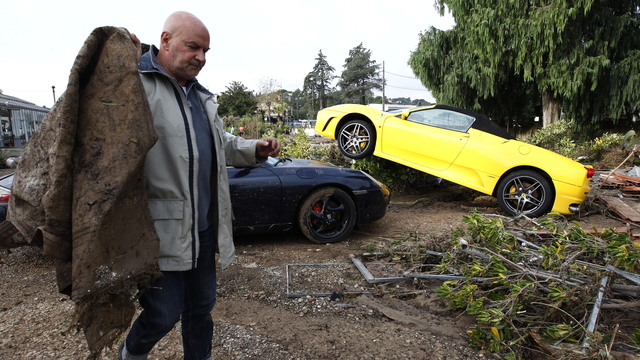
left=496, top=170, right=553, bottom=217
left=298, top=187, right=356, bottom=244
left=338, top=119, right=376, bottom=159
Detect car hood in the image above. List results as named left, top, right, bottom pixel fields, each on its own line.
left=267, top=157, right=339, bottom=169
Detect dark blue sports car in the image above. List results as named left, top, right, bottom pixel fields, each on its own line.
left=228, top=157, right=390, bottom=243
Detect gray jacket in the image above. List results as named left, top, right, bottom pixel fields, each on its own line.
left=140, top=51, right=259, bottom=271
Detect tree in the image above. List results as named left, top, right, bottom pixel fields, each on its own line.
left=413, top=0, right=640, bottom=132
left=410, top=16, right=544, bottom=132
left=411, top=99, right=433, bottom=106
left=276, top=89, right=292, bottom=121
left=303, top=50, right=336, bottom=111
left=290, top=89, right=307, bottom=120
left=217, top=81, right=257, bottom=117
left=338, top=43, right=384, bottom=105
left=369, top=95, right=389, bottom=104
left=256, top=77, right=282, bottom=123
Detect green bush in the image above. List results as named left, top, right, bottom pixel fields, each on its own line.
left=316, top=142, right=352, bottom=168
left=526, top=119, right=622, bottom=162
left=352, top=156, right=437, bottom=193
left=272, top=133, right=351, bottom=168
left=527, top=119, right=578, bottom=157
left=276, top=132, right=314, bottom=160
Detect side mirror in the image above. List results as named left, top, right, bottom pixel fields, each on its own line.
left=401, top=109, right=410, bottom=120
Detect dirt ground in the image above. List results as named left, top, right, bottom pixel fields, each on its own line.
left=0, top=180, right=627, bottom=359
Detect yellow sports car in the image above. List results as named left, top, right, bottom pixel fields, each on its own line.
left=315, top=104, right=594, bottom=217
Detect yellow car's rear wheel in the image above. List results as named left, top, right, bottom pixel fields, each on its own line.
left=497, top=170, right=553, bottom=217
left=338, top=119, right=376, bottom=159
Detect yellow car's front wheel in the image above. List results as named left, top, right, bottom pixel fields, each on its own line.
left=338, top=119, right=376, bottom=159
left=497, top=170, right=553, bottom=217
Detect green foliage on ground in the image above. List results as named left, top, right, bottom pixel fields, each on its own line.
left=421, top=210, right=639, bottom=357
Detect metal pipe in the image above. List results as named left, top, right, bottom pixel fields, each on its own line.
left=605, top=265, right=640, bottom=285
left=583, top=276, right=608, bottom=347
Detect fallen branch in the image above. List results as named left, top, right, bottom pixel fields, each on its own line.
left=610, top=284, right=640, bottom=292
left=601, top=300, right=640, bottom=309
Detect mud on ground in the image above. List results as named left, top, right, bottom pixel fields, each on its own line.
left=0, top=182, right=625, bottom=359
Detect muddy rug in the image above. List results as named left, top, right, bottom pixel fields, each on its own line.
left=5, top=26, right=160, bottom=357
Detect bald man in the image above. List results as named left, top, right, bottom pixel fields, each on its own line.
left=121, top=11, right=280, bottom=360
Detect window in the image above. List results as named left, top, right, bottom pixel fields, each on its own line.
left=407, top=109, right=475, bottom=132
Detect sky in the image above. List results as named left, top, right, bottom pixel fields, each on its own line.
left=1, top=0, right=455, bottom=109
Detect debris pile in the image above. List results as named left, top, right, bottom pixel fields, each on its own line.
left=427, top=210, right=640, bottom=358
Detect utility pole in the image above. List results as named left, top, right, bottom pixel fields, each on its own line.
left=52, top=86, right=56, bottom=104
left=382, top=62, right=385, bottom=112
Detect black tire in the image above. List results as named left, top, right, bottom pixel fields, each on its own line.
left=338, top=119, right=376, bottom=159
left=496, top=170, right=554, bottom=217
left=298, top=187, right=356, bottom=244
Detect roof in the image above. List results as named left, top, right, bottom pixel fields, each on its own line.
left=0, top=93, right=50, bottom=113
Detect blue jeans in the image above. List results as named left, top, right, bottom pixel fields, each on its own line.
left=125, top=226, right=217, bottom=360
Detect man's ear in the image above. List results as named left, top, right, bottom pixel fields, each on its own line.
left=159, top=31, right=172, bottom=50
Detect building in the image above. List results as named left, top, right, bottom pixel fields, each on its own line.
left=0, top=90, right=49, bottom=147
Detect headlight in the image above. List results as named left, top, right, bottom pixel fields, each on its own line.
left=362, top=171, right=390, bottom=196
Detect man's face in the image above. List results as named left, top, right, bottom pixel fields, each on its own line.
left=161, top=25, right=210, bottom=85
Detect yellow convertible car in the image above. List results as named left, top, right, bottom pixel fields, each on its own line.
left=315, top=104, right=594, bottom=217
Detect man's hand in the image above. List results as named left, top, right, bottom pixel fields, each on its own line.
left=256, top=137, right=281, bottom=158
left=131, top=33, right=142, bottom=64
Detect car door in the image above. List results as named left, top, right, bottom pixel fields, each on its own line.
left=227, top=165, right=283, bottom=227
left=381, top=108, right=474, bottom=171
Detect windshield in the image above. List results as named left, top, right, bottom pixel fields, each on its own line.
left=0, top=174, right=13, bottom=189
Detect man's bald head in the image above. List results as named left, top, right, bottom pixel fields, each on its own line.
left=162, top=11, right=208, bottom=39
left=156, top=11, right=210, bottom=86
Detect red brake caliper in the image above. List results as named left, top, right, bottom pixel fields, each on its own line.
left=312, top=202, right=322, bottom=225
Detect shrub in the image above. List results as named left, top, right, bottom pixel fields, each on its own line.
left=316, top=142, right=352, bottom=168
left=276, top=132, right=314, bottom=160
left=352, top=156, right=437, bottom=194
left=527, top=119, right=622, bottom=162
left=527, top=119, right=579, bottom=157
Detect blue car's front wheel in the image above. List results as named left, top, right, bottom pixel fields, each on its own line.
left=298, top=187, right=356, bottom=244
